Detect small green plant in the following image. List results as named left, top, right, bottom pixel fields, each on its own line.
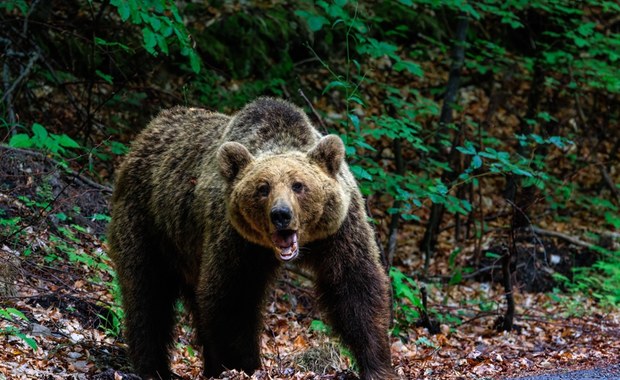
left=8, top=123, right=80, bottom=158
left=553, top=246, right=620, bottom=306
left=415, top=336, right=438, bottom=349
left=309, top=319, right=332, bottom=335
left=43, top=225, right=115, bottom=275
left=389, top=267, right=422, bottom=335
left=98, top=306, right=123, bottom=338
left=99, top=272, right=125, bottom=338
left=0, top=216, right=22, bottom=236
left=0, top=308, right=38, bottom=350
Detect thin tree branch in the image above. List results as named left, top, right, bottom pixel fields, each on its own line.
left=598, top=164, right=620, bottom=204
left=298, top=89, right=328, bottom=134
left=530, top=226, right=597, bottom=250
left=0, top=52, right=39, bottom=105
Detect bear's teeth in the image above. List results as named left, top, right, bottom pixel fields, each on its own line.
left=278, top=241, right=298, bottom=261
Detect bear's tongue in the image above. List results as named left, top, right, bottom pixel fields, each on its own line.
left=271, top=230, right=298, bottom=261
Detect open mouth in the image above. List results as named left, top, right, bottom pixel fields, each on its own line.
left=271, top=229, right=299, bottom=261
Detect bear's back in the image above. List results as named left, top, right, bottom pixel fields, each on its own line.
left=223, top=98, right=322, bottom=155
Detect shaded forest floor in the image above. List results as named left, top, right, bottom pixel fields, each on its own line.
left=1, top=145, right=619, bottom=380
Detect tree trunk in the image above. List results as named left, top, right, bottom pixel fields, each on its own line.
left=419, top=13, right=469, bottom=274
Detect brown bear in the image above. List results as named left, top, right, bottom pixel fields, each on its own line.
left=108, top=97, right=395, bottom=380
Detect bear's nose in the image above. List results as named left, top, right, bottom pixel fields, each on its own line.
left=270, top=206, right=292, bottom=229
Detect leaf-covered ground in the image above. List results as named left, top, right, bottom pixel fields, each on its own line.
left=1, top=146, right=619, bottom=380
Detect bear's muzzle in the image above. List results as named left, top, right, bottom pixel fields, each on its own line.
left=271, top=229, right=299, bottom=261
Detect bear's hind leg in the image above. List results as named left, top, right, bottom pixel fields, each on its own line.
left=121, top=262, right=180, bottom=379
left=110, top=218, right=180, bottom=379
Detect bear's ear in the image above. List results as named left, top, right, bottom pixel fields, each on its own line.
left=217, top=142, right=254, bottom=182
left=308, top=135, right=345, bottom=177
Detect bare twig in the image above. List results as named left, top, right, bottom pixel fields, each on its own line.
left=419, top=286, right=439, bottom=334
left=530, top=226, right=596, bottom=250
left=0, top=52, right=39, bottom=105
left=499, top=244, right=514, bottom=331
left=598, top=164, right=620, bottom=204
left=2, top=58, right=17, bottom=128
left=298, top=89, right=328, bottom=134
left=22, top=0, right=42, bottom=36
left=385, top=138, right=404, bottom=266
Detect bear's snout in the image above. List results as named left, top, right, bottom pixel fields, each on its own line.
left=270, top=205, right=292, bottom=230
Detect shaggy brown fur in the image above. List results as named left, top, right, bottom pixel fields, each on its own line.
left=108, top=98, right=396, bottom=380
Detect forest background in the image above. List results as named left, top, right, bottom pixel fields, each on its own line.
left=0, top=0, right=619, bottom=379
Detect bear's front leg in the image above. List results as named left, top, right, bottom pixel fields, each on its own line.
left=314, top=256, right=397, bottom=379
left=308, top=205, right=397, bottom=380
left=195, top=240, right=279, bottom=378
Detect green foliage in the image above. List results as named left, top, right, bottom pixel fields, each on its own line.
left=309, top=319, right=332, bottom=334
left=296, top=1, right=620, bottom=328
left=390, top=267, right=422, bottom=335
left=0, top=308, right=38, bottom=350
left=99, top=276, right=124, bottom=338
left=0, top=0, right=27, bottom=14
left=9, top=123, right=80, bottom=158
left=456, top=134, right=575, bottom=189
left=0, top=216, right=22, bottom=243
left=109, top=0, right=201, bottom=73
left=554, top=246, right=620, bottom=306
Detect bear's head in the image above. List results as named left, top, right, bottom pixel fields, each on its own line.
left=217, top=135, right=350, bottom=261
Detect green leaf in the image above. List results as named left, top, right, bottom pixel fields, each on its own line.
left=393, top=60, right=423, bottom=77
left=416, top=336, right=438, bottom=348
left=32, top=123, right=48, bottom=141
left=56, top=134, right=79, bottom=148
left=485, top=252, right=501, bottom=259
left=19, top=333, right=38, bottom=350
left=449, top=269, right=462, bottom=285
left=156, top=33, right=169, bottom=55
left=349, top=114, right=360, bottom=132
left=116, top=1, right=131, bottom=22
left=9, top=134, right=33, bottom=148
left=6, top=308, right=28, bottom=321
left=605, top=211, right=620, bottom=229
left=307, top=14, right=328, bottom=32
left=309, top=319, right=330, bottom=334
left=142, top=27, right=157, bottom=55
left=471, top=155, right=482, bottom=169
left=574, top=37, right=589, bottom=47
left=511, top=167, right=533, bottom=177
left=348, top=95, right=365, bottom=106
left=149, top=16, right=162, bottom=31
left=95, top=70, right=113, bottom=84
left=448, top=248, right=461, bottom=269
left=189, top=50, right=201, bottom=73
left=323, top=80, right=348, bottom=93
left=350, top=165, right=372, bottom=180
left=108, top=141, right=129, bottom=155
left=456, top=143, right=476, bottom=155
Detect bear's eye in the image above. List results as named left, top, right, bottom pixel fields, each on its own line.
left=257, top=184, right=270, bottom=197
left=292, top=182, right=304, bottom=194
